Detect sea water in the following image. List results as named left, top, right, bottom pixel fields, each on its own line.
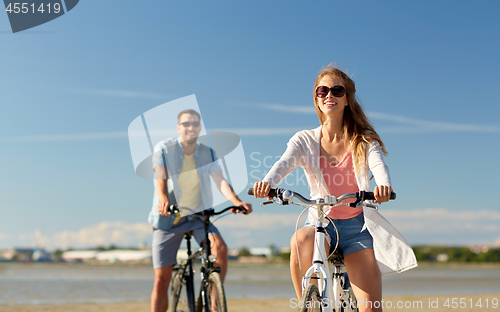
left=0, top=262, right=499, bottom=305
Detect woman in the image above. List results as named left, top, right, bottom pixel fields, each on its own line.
left=253, top=65, right=416, bottom=312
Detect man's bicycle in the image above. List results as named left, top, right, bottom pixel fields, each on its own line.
left=169, top=205, right=246, bottom=312
left=248, top=187, right=395, bottom=312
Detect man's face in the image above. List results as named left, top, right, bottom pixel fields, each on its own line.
left=176, top=113, right=201, bottom=144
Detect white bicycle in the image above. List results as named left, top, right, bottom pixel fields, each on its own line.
left=248, top=187, right=395, bottom=312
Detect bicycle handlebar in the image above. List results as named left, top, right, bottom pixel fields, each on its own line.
left=247, top=187, right=395, bottom=206
left=167, top=205, right=247, bottom=216
left=247, top=187, right=282, bottom=198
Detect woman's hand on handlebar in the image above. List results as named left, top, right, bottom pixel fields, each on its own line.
left=253, top=182, right=273, bottom=200
left=373, top=185, right=393, bottom=204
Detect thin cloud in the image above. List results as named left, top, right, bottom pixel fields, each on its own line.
left=383, top=208, right=500, bottom=239
left=0, top=128, right=299, bottom=143
left=52, top=221, right=152, bottom=249
left=368, top=112, right=499, bottom=133
left=69, top=88, right=171, bottom=100
left=213, top=212, right=303, bottom=230
left=0, top=130, right=181, bottom=143
left=3, top=106, right=497, bottom=143
left=214, top=208, right=500, bottom=246
left=213, top=208, right=500, bottom=234
left=259, top=104, right=500, bottom=133
left=34, top=222, right=152, bottom=250
left=0, top=131, right=129, bottom=143
left=211, top=127, right=303, bottom=136
left=262, top=104, right=316, bottom=114
left=3, top=208, right=500, bottom=249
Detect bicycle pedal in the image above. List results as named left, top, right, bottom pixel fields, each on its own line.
left=172, top=264, right=182, bottom=271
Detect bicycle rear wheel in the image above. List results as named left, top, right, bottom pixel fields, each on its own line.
left=299, top=283, right=323, bottom=312
left=170, top=270, right=191, bottom=312
left=203, top=272, right=227, bottom=312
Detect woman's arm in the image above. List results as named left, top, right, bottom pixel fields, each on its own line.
left=366, top=141, right=391, bottom=187
left=366, top=141, right=393, bottom=203
left=253, top=136, right=303, bottom=198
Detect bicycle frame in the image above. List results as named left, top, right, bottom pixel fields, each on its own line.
left=171, top=206, right=243, bottom=312
left=301, top=203, right=337, bottom=311
left=177, top=233, right=200, bottom=312
left=299, top=200, right=375, bottom=311
left=199, top=210, right=222, bottom=312
left=249, top=188, right=394, bottom=312
left=173, top=214, right=218, bottom=312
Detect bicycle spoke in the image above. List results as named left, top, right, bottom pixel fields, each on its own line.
left=170, top=272, right=191, bottom=312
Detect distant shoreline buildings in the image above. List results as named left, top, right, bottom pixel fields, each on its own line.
left=1, top=244, right=499, bottom=264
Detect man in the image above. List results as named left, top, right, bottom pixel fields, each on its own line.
left=149, top=109, right=252, bottom=312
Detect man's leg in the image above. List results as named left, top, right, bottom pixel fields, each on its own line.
left=151, top=225, right=186, bottom=312
left=151, top=265, right=173, bottom=312
left=207, top=233, right=228, bottom=281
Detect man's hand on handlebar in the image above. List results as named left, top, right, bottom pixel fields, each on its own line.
left=232, top=202, right=253, bottom=215
left=373, top=185, right=393, bottom=204
left=158, top=202, right=176, bottom=216
left=253, top=181, right=273, bottom=200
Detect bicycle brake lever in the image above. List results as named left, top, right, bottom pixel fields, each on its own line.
left=261, top=201, right=275, bottom=206
left=231, top=207, right=246, bottom=214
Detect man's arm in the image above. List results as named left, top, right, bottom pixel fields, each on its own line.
left=155, top=166, right=171, bottom=216
left=210, top=170, right=252, bottom=214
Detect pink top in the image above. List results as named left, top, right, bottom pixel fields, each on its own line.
left=320, top=152, right=362, bottom=219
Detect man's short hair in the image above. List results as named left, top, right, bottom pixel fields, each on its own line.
left=177, top=109, right=201, bottom=122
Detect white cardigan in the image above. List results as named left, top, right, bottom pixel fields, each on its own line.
left=264, top=126, right=417, bottom=275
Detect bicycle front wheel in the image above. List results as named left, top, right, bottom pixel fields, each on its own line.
left=170, top=271, right=191, bottom=312
left=299, top=283, right=323, bottom=312
left=203, top=272, right=227, bottom=312
left=341, top=272, right=358, bottom=312
left=342, top=287, right=358, bottom=312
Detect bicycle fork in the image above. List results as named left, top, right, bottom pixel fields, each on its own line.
left=332, top=264, right=343, bottom=310
left=185, top=234, right=196, bottom=312
left=302, top=221, right=334, bottom=310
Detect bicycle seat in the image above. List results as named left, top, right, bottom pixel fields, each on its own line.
left=184, top=231, right=194, bottom=238
left=328, top=250, right=344, bottom=264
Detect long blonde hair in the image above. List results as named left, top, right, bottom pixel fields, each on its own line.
left=313, top=65, right=387, bottom=172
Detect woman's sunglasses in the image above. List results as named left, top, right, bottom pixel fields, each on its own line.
left=179, top=121, right=201, bottom=127
left=316, top=85, right=347, bottom=98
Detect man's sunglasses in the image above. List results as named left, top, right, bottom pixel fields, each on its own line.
left=316, top=85, right=347, bottom=98
left=179, top=121, right=201, bottom=127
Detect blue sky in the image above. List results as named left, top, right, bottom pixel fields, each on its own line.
left=1, top=1, right=500, bottom=251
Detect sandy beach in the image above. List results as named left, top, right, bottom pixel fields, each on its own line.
left=2, top=294, right=500, bottom=312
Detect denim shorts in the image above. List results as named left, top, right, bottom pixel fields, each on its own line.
left=320, top=213, right=373, bottom=256
left=152, top=217, right=220, bottom=269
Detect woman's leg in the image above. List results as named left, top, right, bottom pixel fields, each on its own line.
left=290, top=226, right=329, bottom=299
left=344, top=248, right=382, bottom=312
